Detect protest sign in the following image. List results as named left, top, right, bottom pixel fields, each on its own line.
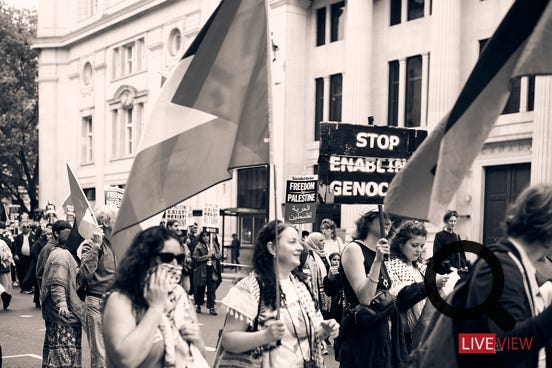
left=318, top=122, right=426, bottom=204
left=165, top=204, right=190, bottom=226
left=105, top=186, right=124, bottom=208
left=284, top=175, right=317, bottom=224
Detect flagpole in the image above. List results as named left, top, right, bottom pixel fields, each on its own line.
left=273, top=165, right=280, bottom=319
left=264, top=0, right=281, bottom=318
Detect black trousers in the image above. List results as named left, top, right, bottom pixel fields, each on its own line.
left=194, top=265, right=217, bottom=309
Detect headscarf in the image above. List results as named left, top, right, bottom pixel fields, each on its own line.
left=304, top=232, right=325, bottom=256
left=303, top=233, right=331, bottom=312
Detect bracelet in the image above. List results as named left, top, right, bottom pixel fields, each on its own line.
left=368, top=275, right=379, bottom=283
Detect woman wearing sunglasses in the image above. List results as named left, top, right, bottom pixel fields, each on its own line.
left=102, top=226, right=207, bottom=368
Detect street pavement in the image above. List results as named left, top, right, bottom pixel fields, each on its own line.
left=1, top=274, right=338, bottom=367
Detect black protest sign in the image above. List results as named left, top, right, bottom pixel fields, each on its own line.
left=318, top=122, right=427, bottom=204
left=284, top=175, right=317, bottom=223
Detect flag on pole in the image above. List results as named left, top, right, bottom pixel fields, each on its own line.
left=111, top=0, right=270, bottom=259
left=385, top=0, right=551, bottom=224
left=65, top=164, right=98, bottom=257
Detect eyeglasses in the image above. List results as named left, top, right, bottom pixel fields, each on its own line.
left=158, top=252, right=186, bottom=264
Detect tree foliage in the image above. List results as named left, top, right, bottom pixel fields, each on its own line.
left=0, top=1, right=39, bottom=215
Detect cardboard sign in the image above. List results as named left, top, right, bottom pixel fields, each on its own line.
left=318, top=122, right=427, bottom=204
left=166, top=204, right=190, bottom=226
left=202, top=202, right=220, bottom=229
left=105, top=186, right=124, bottom=208
left=285, top=175, right=317, bottom=223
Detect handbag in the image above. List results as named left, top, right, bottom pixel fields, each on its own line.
left=349, top=289, right=395, bottom=326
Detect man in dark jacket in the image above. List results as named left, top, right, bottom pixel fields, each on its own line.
left=458, top=184, right=552, bottom=368
left=13, top=222, right=36, bottom=292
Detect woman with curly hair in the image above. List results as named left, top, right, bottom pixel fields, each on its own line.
left=102, top=226, right=206, bottom=368
left=385, top=220, right=448, bottom=351
left=217, top=220, right=339, bottom=367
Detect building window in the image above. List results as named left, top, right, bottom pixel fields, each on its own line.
left=237, top=167, right=268, bottom=210
left=390, top=0, right=401, bottom=26
left=405, top=55, right=422, bottom=127
left=112, top=103, right=144, bottom=158
left=408, top=0, right=425, bottom=21
left=315, top=78, right=324, bottom=141
left=330, top=2, right=345, bottom=42
left=502, top=77, right=521, bottom=114
left=527, top=75, right=535, bottom=111
left=316, top=8, right=326, bottom=46
left=82, top=116, right=93, bottom=163
left=169, top=28, right=182, bottom=57
left=329, top=73, right=342, bottom=121
left=112, top=37, right=145, bottom=79
left=388, top=61, right=400, bottom=126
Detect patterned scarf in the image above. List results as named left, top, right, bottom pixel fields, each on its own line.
left=288, top=275, right=325, bottom=367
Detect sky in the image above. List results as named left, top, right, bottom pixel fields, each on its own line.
left=4, top=0, right=38, bottom=10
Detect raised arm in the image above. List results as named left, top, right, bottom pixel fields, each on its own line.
left=341, top=240, right=388, bottom=305
left=102, top=267, right=170, bottom=367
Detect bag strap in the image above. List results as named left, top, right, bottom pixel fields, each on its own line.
left=280, top=287, right=314, bottom=362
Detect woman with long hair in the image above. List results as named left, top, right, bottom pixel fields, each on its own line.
left=192, top=229, right=222, bottom=315
left=337, top=209, right=407, bottom=368
left=217, top=220, right=339, bottom=367
left=102, top=226, right=206, bottom=368
left=385, top=220, right=448, bottom=351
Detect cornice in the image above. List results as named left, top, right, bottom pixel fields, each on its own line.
left=33, top=0, right=177, bottom=50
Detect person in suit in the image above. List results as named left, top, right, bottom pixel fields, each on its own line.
left=458, top=184, right=552, bottom=368
left=13, top=221, right=36, bottom=293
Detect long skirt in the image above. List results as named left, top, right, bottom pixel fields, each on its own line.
left=42, top=321, right=82, bottom=368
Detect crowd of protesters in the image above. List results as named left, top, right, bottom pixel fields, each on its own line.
left=2, top=183, right=552, bottom=367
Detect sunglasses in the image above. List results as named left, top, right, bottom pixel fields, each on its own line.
left=158, top=252, right=186, bottom=264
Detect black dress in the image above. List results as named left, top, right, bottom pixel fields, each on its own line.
left=337, top=241, right=408, bottom=368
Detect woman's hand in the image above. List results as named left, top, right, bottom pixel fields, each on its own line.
left=436, top=274, right=449, bottom=289
left=374, top=238, right=390, bottom=262
left=328, top=265, right=339, bottom=280
left=179, top=323, right=203, bottom=346
left=144, top=266, right=170, bottom=311
left=263, top=319, right=285, bottom=343
left=58, top=306, right=71, bottom=318
left=318, top=319, right=339, bottom=340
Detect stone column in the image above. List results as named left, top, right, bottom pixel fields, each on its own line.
left=37, top=50, right=59, bottom=207
left=268, top=0, right=310, bottom=218
left=342, top=0, right=373, bottom=123
left=398, top=58, right=407, bottom=127
left=531, top=76, right=552, bottom=184
left=427, top=0, right=461, bottom=127
left=323, top=75, right=331, bottom=121
left=421, top=52, right=430, bottom=126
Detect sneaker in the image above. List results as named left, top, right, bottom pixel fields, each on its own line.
left=196, top=305, right=202, bottom=314
left=1, top=292, right=12, bottom=310
left=209, top=308, right=218, bottom=316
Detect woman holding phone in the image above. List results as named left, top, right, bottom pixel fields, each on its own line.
left=102, top=226, right=207, bottom=368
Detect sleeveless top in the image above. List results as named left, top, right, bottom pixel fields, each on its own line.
left=339, top=241, right=391, bottom=308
